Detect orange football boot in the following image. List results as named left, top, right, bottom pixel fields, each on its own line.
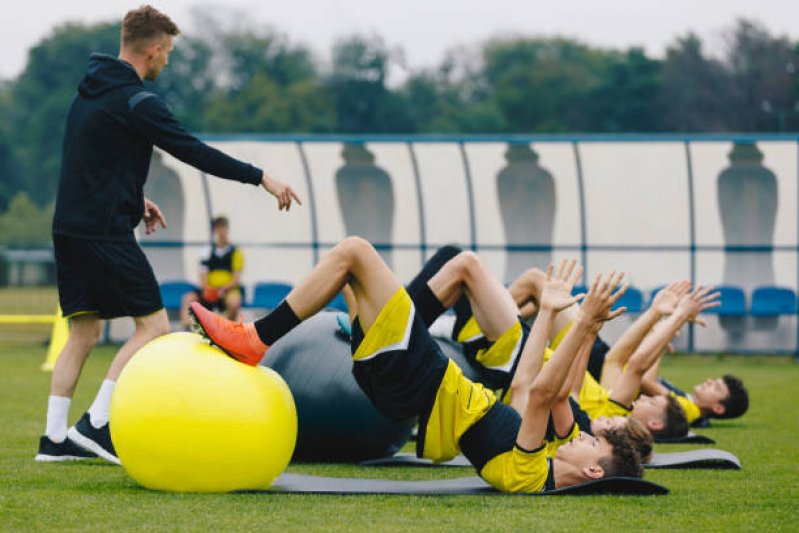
left=189, top=302, right=268, bottom=366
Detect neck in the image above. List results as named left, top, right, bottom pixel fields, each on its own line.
left=216, top=239, right=228, bottom=247
left=118, top=51, right=146, bottom=81
left=552, top=457, right=587, bottom=489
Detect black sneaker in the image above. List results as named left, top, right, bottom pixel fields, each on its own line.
left=67, top=413, right=120, bottom=465
left=35, top=435, right=97, bottom=462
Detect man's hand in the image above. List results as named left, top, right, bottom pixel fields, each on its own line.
left=675, top=285, right=721, bottom=327
left=650, top=279, right=692, bottom=316
left=143, top=197, right=167, bottom=235
left=578, top=270, right=627, bottom=324
left=261, top=172, right=302, bottom=211
left=539, top=258, right=584, bottom=312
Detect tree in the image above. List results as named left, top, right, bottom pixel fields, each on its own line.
left=0, top=192, right=54, bottom=247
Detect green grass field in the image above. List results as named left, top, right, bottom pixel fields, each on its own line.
left=1, top=343, right=798, bottom=532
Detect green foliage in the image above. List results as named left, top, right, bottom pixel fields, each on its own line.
left=0, top=192, right=54, bottom=247
left=1, top=14, right=798, bottom=209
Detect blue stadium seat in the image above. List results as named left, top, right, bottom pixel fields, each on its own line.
left=701, top=286, right=746, bottom=316
left=328, top=292, right=349, bottom=312
left=159, top=281, right=198, bottom=311
left=251, top=282, right=293, bottom=310
left=750, top=286, right=797, bottom=316
left=571, top=285, right=587, bottom=297
left=613, top=286, right=643, bottom=312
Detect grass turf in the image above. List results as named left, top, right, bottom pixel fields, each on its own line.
left=0, top=342, right=797, bottom=532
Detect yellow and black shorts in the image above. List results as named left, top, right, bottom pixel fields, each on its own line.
left=455, top=315, right=530, bottom=393
left=350, top=288, right=522, bottom=465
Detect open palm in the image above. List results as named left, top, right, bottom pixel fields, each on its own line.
left=540, top=259, right=584, bottom=312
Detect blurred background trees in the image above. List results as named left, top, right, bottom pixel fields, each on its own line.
left=0, top=16, right=797, bottom=214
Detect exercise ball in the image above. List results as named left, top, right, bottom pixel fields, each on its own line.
left=110, top=332, right=297, bottom=492
left=263, top=313, right=415, bottom=462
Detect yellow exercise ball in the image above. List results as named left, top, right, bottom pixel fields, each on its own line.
left=110, top=332, right=297, bottom=492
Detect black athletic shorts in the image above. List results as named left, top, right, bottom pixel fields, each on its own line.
left=587, top=337, right=611, bottom=382
left=53, top=234, right=163, bottom=319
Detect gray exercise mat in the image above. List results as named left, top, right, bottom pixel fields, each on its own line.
left=238, top=473, right=668, bottom=496
left=654, top=431, right=715, bottom=444
left=362, top=450, right=740, bottom=470
left=645, top=449, right=741, bottom=469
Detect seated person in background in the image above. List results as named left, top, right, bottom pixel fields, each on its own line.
left=190, top=237, right=643, bottom=492
left=181, top=216, right=244, bottom=328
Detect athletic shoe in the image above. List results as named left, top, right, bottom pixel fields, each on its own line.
left=35, top=435, right=98, bottom=462
left=189, top=302, right=269, bottom=366
left=67, top=413, right=120, bottom=465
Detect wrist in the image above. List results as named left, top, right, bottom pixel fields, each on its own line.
left=575, top=310, right=595, bottom=328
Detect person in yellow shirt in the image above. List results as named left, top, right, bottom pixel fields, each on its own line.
left=181, top=216, right=244, bottom=328
left=190, top=238, right=644, bottom=492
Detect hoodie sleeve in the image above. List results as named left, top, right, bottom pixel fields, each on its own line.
left=128, top=93, right=262, bottom=186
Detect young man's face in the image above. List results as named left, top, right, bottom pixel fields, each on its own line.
left=144, top=35, right=174, bottom=81
left=590, top=415, right=627, bottom=435
left=556, top=431, right=612, bottom=478
left=214, top=223, right=229, bottom=244
left=629, top=395, right=668, bottom=432
left=693, top=377, right=729, bottom=415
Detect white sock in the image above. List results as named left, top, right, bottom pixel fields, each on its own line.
left=428, top=314, right=456, bottom=340
left=45, top=396, right=71, bottom=443
left=88, top=380, right=115, bottom=428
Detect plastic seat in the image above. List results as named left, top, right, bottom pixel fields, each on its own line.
left=251, top=282, right=293, bottom=310
left=328, top=292, right=349, bottom=312
left=612, top=286, right=643, bottom=312
left=750, top=286, right=797, bottom=316
left=159, top=281, right=199, bottom=311
left=701, top=286, right=746, bottom=316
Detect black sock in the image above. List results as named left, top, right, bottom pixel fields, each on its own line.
left=406, top=245, right=462, bottom=326
left=254, top=300, right=300, bottom=345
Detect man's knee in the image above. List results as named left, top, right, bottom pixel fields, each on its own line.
left=69, top=317, right=102, bottom=349
left=451, top=250, right=481, bottom=281
left=337, top=236, right=375, bottom=263
left=431, top=245, right=463, bottom=264
left=137, top=310, right=170, bottom=338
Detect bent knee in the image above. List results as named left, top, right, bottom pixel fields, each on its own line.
left=451, top=250, right=481, bottom=277
left=137, top=311, right=170, bottom=338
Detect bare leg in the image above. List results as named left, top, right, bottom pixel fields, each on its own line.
left=50, top=314, right=102, bottom=397
left=180, top=291, right=199, bottom=328
left=342, top=284, right=358, bottom=323
left=225, top=291, right=243, bottom=320
left=426, top=251, right=518, bottom=341
left=286, top=237, right=401, bottom=332
left=105, top=309, right=170, bottom=380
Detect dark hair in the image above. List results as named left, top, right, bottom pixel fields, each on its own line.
left=653, top=395, right=689, bottom=439
left=122, top=5, right=180, bottom=51
left=213, top=216, right=229, bottom=228
left=597, top=427, right=644, bottom=479
left=622, top=418, right=654, bottom=463
left=718, top=375, right=749, bottom=419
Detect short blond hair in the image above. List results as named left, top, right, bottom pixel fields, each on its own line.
left=122, top=5, right=179, bottom=52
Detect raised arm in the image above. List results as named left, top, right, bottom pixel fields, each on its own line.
left=610, top=286, right=720, bottom=406
left=509, top=260, right=584, bottom=414
left=129, top=94, right=300, bottom=210
left=600, top=280, right=691, bottom=389
left=516, top=270, right=626, bottom=451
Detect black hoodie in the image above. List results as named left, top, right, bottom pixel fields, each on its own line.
left=53, top=54, right=263, bottom=241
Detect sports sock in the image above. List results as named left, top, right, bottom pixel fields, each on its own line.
left=254, top=300, right=301, bottom=346
left=88, top=379, right=115, bottom=428
left=45, top=396, right=71, bottom=443
left=406, top=245, right=462, bottom=326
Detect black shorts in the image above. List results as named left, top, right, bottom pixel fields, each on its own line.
left=587, top=337, right=611, bottom=382
left=54, top=235, right=163, bottom=319
left=349, top=291, right=449, bottom=424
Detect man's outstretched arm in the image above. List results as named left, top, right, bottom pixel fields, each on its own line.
left=129, top=94, right=300, bottom=210
left=610, top=286, right=720, bottom=406
left=516, top=270, right=626, bottom=451
left=600, top=280, right=691, bottom=390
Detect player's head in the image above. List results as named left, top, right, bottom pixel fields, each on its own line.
left=592, top=416, right=653, bottom=462
left=693, top=374, right=749, bottom=419
left=212, top=216, right=230, bottom=243
left=556, top=429, right=643, bottom=482
left=629, top=394, right=688, bottom=438
left=121, top=5, right=180, bottom=80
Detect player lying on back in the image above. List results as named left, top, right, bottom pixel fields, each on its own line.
left=190, top=237, right=644, bottom=491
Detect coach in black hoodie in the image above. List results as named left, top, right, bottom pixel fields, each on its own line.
left=37, top=6, right=301, bottom=465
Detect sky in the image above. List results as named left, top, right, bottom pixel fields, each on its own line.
left=1, top=0, right=797, bottom=80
